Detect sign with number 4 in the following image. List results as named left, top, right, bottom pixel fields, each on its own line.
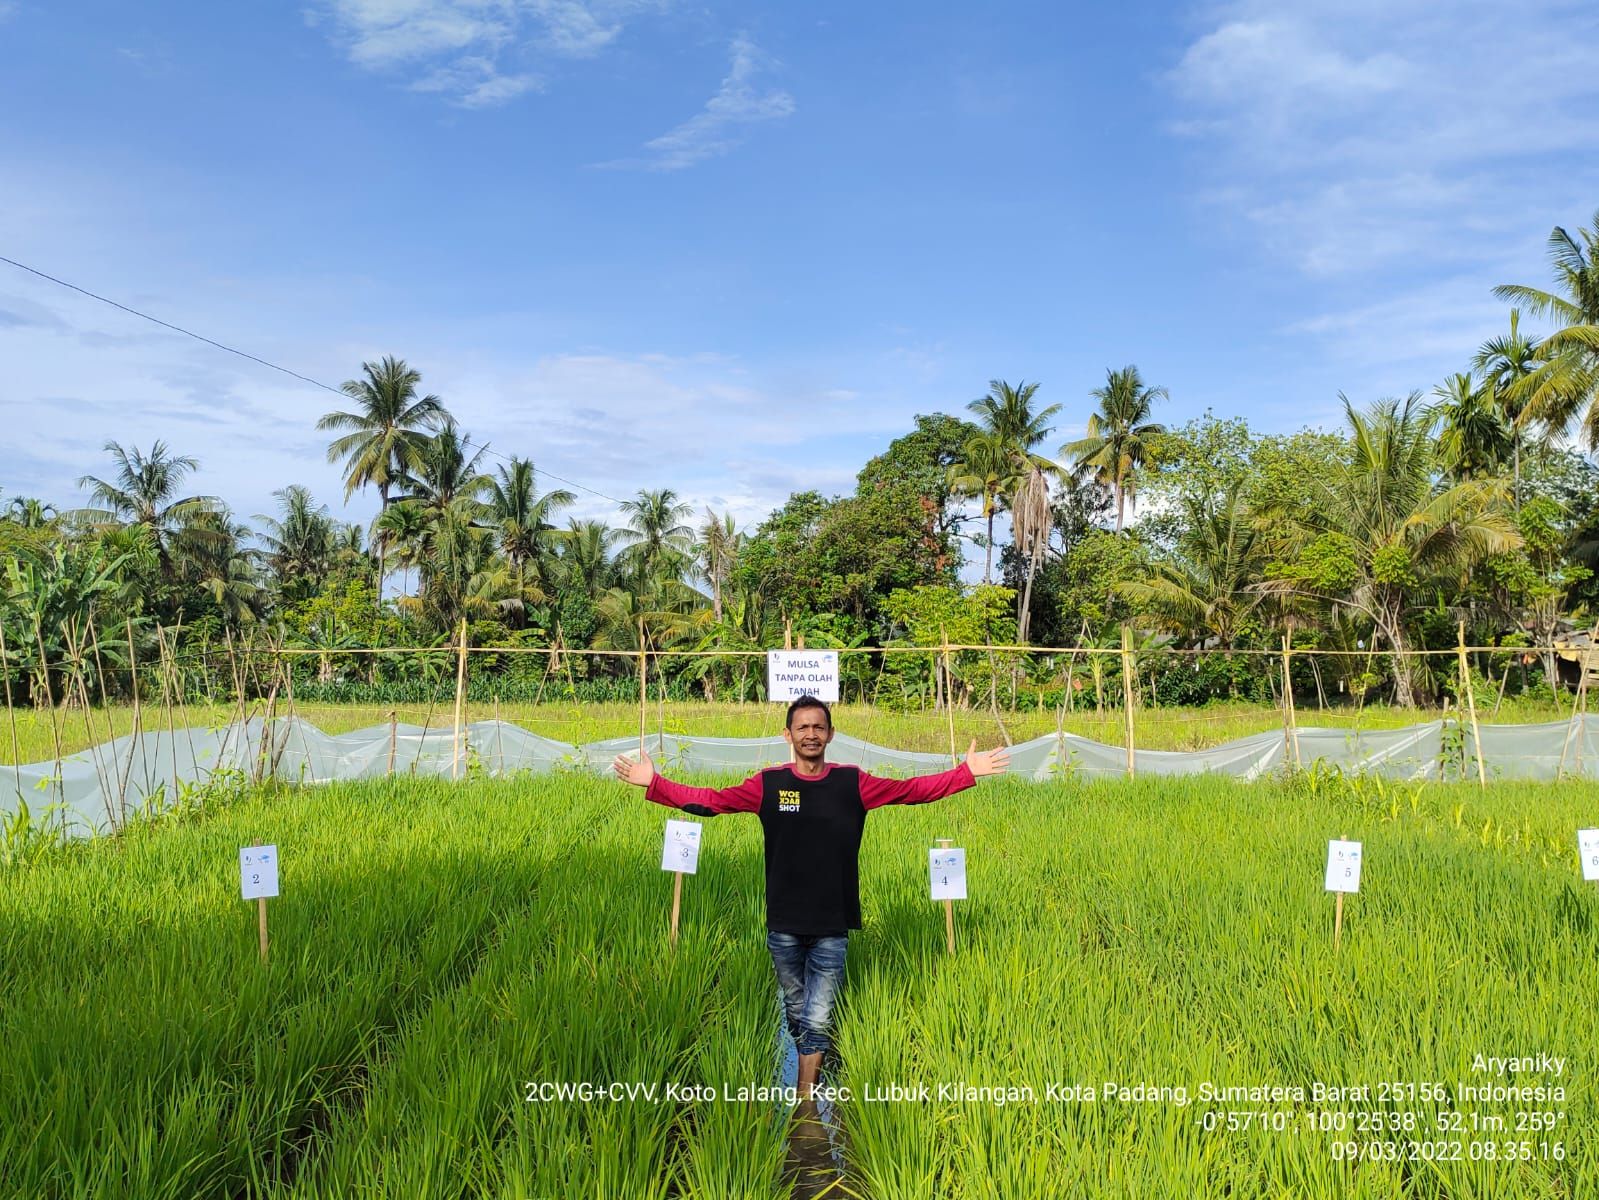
left=930, top=848, right=967, bottom=901
left=661, top=819, right=702, bottom=875
left=1578, top=829, right=1599, bottom=882
left=1324, top=840, right=1362, bottom=893
left=240, top=845, right=279, bottom=900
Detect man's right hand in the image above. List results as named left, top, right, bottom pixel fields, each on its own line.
left=612, top=749, right=655, bottom=788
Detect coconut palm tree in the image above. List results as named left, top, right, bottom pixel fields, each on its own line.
left=1260, top=393, right=1519, bottom=706
left=254, top=485, right=334, bottom=595
left=373, top=500, right=428, bottom=598
left=697, top=508, right=741, bottom=623
left=1492, top=212, right=1599, bottom=446
left=483, top=458, right=574, bottom=595
left=555, top=519, right=618, bottom=604
left=1118, top=484, right=1264, bottom=651
left=74, top=440, right=221, bottom=578
left=1429, top=373, right=1511, bottom=480
left=967, top=379, right=1062, bottom=634
left=1472, top=309, right=1544, bottom=507
left=617, top=489, right=693, bottom=602
left=317, top=356, right=449, bottom=606
left=6, top=497, right=57, bottom=528
left=181, top=510, right=264, bottom=627
left=947, top=431, right=1013, bottom=584
left=1062, top=366, right=1168, bottom=533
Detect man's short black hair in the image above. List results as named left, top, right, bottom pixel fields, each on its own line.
left=786, top=694, right=832, bottom=729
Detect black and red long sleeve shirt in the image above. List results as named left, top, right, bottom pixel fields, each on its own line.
left=645, top=761, right=975, bottom=936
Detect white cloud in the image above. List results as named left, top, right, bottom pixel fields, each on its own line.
left=607, top=35, right=795, bottom=170
left=410, top=54, right=541, bottom=106
left=317, top=0, right=662, bottom=106
left=1169, top=0, right=1599, bottom=278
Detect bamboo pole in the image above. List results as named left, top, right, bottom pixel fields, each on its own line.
left=941, top=629, right=958, bottom=768
left=155, top=626, right=179, bottom=803
left=34, top=615, right=65, bottom=809
left=1282, top=632, right=1300, bottom=769
left=637, top=617, right=648, bottom=757
left=452, top=617, right=468, bottom=780
left=64, top=622, right=115, bottom=832
left=0, top=622, right=23, bottom=807
left=1120, top=625, right=1136, bottom=778
left=387, top=710, right=398, bottom=778
left=254, top=681, right=280, bottom=786
left=126, top=619, right=151, bottom=799
left=85, top=621, right=129, bottom=824
left=1458, top=622, right=1486, bottom=787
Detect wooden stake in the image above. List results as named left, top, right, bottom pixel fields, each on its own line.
left=937, top=838, right=955, bottom=955
left=1120, top=625, right=1136, bottom=778
left=1333, top=829, right=1347, bottom=952
left=1457, top=622, right=1486, bottom=787
left=387, top=710, right=398, bottom=778
left=452, top=617, right=468, bottom=780
left=252, top=839, right=270, bottom=965
left=669, top=871, right=683, bottom=948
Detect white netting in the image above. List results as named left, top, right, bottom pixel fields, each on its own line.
left=2, top=715, right=1591, bottom=839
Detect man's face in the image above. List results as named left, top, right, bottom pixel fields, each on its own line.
left=785, top=708, right=834, bottom=757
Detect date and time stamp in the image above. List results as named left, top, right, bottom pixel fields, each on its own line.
left=521, top=1052, right=1575, bottom=1163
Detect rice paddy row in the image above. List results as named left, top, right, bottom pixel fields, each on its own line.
left=2, top=771, right=1594, bottom=1197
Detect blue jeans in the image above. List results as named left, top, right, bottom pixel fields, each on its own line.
left=766, top=931, right=848, bottom=1057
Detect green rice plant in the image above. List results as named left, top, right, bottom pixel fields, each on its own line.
left=2, top=772, right=1595, bottom=1197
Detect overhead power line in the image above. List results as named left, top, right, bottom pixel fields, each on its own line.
left=0, top=252, right=628, bottom=507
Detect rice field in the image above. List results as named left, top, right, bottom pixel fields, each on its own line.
left=3, top=770, right=1595, bottom=1198
left=0, top=692, right=1579, bottom=764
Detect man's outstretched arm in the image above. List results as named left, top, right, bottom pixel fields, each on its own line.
left=612, top=750, right=763, bottom=817
left=860, top=740, right=1009, bottom=810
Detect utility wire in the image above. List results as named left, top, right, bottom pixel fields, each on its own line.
left=0, top=253, right=628, bottom=506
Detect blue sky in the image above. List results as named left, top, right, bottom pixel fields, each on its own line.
left=3, top=0, right=1599, bottom=560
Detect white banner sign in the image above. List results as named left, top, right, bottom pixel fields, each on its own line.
left=1579, top=828, right=1599, bottom=882
left=930, top=847, right=967, bottom=901
left=240, top=845, right=279, bottom=900
left=766, top=650, right=840, bottom=703
left=1324, top=840, right=1362, bottom=894
left=661, top=819, right=702, bottom=875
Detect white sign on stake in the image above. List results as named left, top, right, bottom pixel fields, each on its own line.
left=1578, top=829, right=1599, bottom=882
left=241, top=845, right=279, bottom=900
left=930, top=847, right=967, bottom=901
left=766, top=650, right=840, bottom=703
left=1324, top=840, right=1362, bottom=893
left=661, top=819, right=702, bottom=875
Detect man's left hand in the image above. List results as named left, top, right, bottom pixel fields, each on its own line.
left=964, top=739, right=1010, bottom=777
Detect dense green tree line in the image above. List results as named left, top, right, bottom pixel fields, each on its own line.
left=5, top=213, right=1599, bottom=708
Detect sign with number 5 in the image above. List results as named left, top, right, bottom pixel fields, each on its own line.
left=1324, top=840, right=1362, bottom=894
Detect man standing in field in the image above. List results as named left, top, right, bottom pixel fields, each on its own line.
left=612, top=694, right=1008, bottom=1106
